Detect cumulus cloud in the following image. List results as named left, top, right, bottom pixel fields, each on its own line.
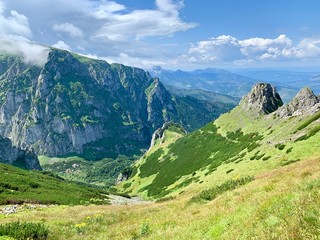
left=52, top=23, right=83, bottom=38
left=52, top=40, right=71, bottom=51
left=184, top=34, right=320, bottom=66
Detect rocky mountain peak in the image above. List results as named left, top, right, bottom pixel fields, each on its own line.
left=276, top=87, right=320, bottom=117
left=240, top=83, right=283, bottom=115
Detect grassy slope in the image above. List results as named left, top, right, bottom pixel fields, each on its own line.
left=0, top=163, right=108, bottom=205
left=117, top=104, right=320, bottom=199
left=1, top=156, right=320, bottom=239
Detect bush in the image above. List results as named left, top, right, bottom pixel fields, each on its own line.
left=189, top=176, right=254, bottom=203
left=0, top=221, right=49, bottom=240
left=275, top=143, right=285, bottom=150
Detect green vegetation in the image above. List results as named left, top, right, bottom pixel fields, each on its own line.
left=135, top=125, right=262, bottom=197
left=275, top=143, right=286, bottom=150
left=0, top=163, right=108, bottom=205
left=189, top=176, right=254, bottom=203
left=296, top=111, right=320, bottom=131
left=0, top=221, right=49, bottom=240
left=40, top=155, right=134, bottom=187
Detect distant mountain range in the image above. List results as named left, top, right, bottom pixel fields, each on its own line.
left=150, top=67, right=320, bottom=103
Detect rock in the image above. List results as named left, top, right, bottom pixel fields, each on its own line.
left=115, top=172, right=129, bottom=185
left=240, top=83, right=283, bottom=115
left=148, top=122, right=186, bottom=150
left=276, top=87, right=320, bottom=117
left=0, top=135, right=40, bottom=170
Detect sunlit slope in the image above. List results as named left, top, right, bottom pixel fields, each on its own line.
left=117, top=84, right=320, bottom=199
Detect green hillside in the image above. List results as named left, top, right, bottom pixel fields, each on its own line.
left=117, top=84, right=320, bottom=199
left=0, top=163, right=108, bottom=205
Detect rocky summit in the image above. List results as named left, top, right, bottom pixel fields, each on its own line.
left=240, top=83, right=283, bottom=115
left=276, top=87, right=320, bottom=117
left=0, top=49, right=228, bottom=160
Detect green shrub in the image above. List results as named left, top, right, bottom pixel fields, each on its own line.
left=296, top=111, right=320, bottom=131
left=0, top=221, right=49, bottom=240
left=286, top=147, right=293, bottom=154
left=189, top=176, right=254, bottom=203
left=275, top=143, right=285, bottom=150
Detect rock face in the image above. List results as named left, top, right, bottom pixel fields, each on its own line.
left=276, top=87, right=320, bottom=117
left=148, top=122, right=186, bottom=150
left=0, top=50, right=221, bottom=160
left=0, top=135, right=40, bottom=170
left=240, top=83, right=283, bottom=115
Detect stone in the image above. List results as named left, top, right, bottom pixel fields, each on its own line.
left=240, top=83, right=283, bottom=115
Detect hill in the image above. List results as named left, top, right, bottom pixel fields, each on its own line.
left=116, top=83, right=320, bottom=199
left=0, top=163, right=107, bottom=205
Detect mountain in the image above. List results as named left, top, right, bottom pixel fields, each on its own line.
left=116, top=83, right=320, bottom=198
left=150, top=67, right=256, bottom=98
left=164, top=85, right=240, bottom=106
left=0, top=50, right=231, bottom=162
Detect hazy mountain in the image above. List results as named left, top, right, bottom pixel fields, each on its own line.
left=150, top=66, right=256, bottom=98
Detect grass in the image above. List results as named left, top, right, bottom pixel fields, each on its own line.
left=1, top=156, right=320, bottom=239
left=136, top=124, right=262, bottom=198
left=0, top=163, right=108, bottom=205
left=188, top=176, right=254, bottom=203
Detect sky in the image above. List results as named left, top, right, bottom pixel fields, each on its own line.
left=0, top=0, right=320, bottom=70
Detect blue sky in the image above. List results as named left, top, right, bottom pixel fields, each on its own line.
left=0, top=0, right=320, bottom=70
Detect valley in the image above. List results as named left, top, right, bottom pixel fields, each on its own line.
left=0, top=43, right=320, bottom=240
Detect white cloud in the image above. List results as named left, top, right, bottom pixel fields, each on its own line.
left=0, top=38, right=49, bottom=66
left=52, top=22, right=83, bottom=38
left=184, top=34, right=320, bottom=66
left=52, top=40, right=71, bottom=51
left=94, top=0, right=196, bottom=40
left=0, top=6, right=31, bottom=38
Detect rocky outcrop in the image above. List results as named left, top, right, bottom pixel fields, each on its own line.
left=240, top=83, right=283, bottom=115
left=148, top=122, right=186, bottom=150
left=0, top=135, right=40, bottom=170
left=276, top=87, right=320, bottom=117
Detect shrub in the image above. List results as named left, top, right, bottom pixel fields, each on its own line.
left=275, top=143, right=285, bottom=150
left=286, top=147, right=293, bottom=154
left=189, top=176, right=254, bottom=203
left=0, top=221, right=49, bottom=240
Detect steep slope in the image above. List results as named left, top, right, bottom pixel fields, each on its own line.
left=0, top=136, right=40, bottom=170
left=117, top=83, right=320, bottom=199
left=0, top=50, right=224, bottom=161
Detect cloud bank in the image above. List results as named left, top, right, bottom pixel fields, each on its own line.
left=184, top=34, right=320, bottom=66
